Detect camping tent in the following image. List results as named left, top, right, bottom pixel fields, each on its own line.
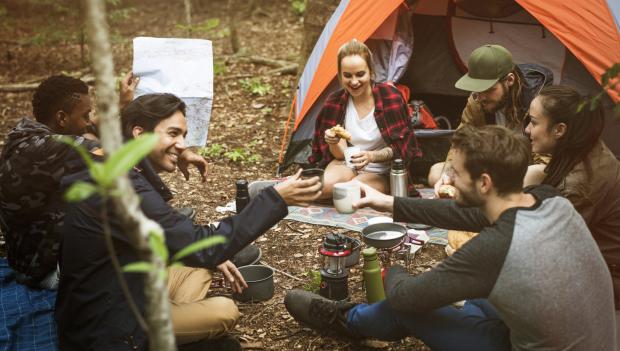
left=278, top=0, right=620, bottom=173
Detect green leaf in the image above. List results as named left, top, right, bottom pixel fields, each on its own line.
left=171, top=235, right=226, bottom=262
left=169, top=262, right=185, bottom=269
left=589, top=94, right=602, bottom=111
left=148, top=231, right=169, bottom=263
left=90, top=163, right=106, bottom=185
left=64, top=181, right=98, bottom=202
left=102, top=133, right=159, bottom=187
left=613, top=103, right=620, bottom=120
left=577, top=101, right=587, bottom=113
left=58, top=136, right=94, bottom=169
left=609, top=63, right=620, bottom=80
left=122, top=261, right=153, bottom=273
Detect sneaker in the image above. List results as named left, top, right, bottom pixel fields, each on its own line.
left=231, top=244, right=261, bottom=267
left=284, top=289, right=356, bottom=336
left=177, top=207, right=197, bottom=221
left=178, top=335, right=241, bottom=351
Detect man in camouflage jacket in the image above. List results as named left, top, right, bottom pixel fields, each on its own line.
left=0, top=76, right=101, bottom=289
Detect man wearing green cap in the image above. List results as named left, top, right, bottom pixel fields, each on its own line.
left=428, top=44, right=553, bottom=194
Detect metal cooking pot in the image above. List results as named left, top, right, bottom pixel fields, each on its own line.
left=232, top=265, right=274, bottom=303
left=362, top=223, right=407, bottom=249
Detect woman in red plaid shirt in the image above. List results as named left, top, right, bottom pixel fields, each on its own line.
left=309, top=39, right=421, bottom=199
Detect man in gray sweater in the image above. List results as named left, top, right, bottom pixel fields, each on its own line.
left=285, top=125, right=615, bottom=350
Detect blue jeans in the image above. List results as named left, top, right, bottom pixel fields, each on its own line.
left=347, top=299, right=510, bottom=351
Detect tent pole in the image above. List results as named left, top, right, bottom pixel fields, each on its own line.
left=277, top=95, right=297, bottom=177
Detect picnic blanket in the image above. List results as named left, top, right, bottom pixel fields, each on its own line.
left=284, top=205, right=448, bottom=245
left=284, top=189, right=447, bottom=245
left=0, top=258, right=58, bottom=351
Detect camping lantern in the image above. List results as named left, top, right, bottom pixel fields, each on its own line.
left=319, top=233, right=351, bottom=301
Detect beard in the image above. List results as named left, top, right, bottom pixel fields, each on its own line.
left=455, top=185, right=485, bottom=208
left=480, top=83, right=510, bottom=114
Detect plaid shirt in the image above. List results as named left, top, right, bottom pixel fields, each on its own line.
left=309, top=82, right=421, bottom=168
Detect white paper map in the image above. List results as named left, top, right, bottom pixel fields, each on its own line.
left=132, top=37, right=213, bottom=146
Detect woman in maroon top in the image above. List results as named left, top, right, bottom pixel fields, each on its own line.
left=308, top=39, right=420, bottom=199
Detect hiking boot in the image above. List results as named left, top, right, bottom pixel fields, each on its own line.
left=178, top=335, right=241, bottom=351
left=177, top=207, right=197, bottom=221
left=231, top=244, right=261, bottom=267
left=284, top=289, right=357, bottom=336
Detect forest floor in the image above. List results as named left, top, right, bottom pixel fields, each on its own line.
left=0, top=0, right=445, bottom=349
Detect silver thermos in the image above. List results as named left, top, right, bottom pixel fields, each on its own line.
left=390, top=159, right=408, bottom=197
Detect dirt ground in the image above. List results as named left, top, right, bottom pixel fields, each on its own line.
left=0, top=1, right=446, bottom=349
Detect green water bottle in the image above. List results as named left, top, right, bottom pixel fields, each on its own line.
left=362, top=247, right=385, bottom=303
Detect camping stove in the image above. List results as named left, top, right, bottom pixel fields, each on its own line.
left=319, top=233, right=351, bottom=301
left=376, top=241, right=406, bottom=268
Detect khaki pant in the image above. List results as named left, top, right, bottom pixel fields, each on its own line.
left=168, top=266, right=240, bottom=345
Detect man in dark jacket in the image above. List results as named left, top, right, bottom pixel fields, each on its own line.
left=55, top=93, right=322, bottom=350
left=0, top=76, right=102, bottom=289
left=0, top=74, right=204, bottom=290
left=428, top=44, right=553, bottom=192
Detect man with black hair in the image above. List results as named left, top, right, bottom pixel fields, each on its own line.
left=285, top=125, right=615, bottom=350
left=0, top=74, right=204, bottom=290
left=0, top=75, right=101, bottom=289
left=56, top=93, right=322, bottom=351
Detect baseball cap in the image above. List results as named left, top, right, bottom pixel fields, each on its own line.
left=455, top=45, right=514, bottom=92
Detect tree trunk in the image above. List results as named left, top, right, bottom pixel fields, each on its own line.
left=298, top=0, right=340, bottom=79
left=184, top=0, right=192, bottom=38
left=227, top=0, right=240, bottom=53
left=82, top=1, right=176, bottom=350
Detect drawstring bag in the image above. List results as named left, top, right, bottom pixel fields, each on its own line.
left=409, top=100, right=437, bottom=129
left=393, top=83, right=438, bottom=129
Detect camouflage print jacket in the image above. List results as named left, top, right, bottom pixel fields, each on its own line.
left=0, top=117, right=100, bottom=284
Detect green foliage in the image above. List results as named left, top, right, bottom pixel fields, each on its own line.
left=198, top=143, right=225, bottom=158
left=176, top=18, right=223, bottom=35
left=25, top=29, right=74, bottom=46
left=214, top=61, right=227, bottom=76
left=290, top=0, right=306, bottom=16
left=198, top=140, right=262, bottom=164
left=102, top=134, right=159, bottom=187
left=240, top=78, right=272, bottom=96
left=60, top=133, right=158, bottom=199
left=171, top=236, right=227, bottom=262
left=149, top=231, right=169, bottom=262
left=108, top=7, right=137, bottom=22
left=601, top=63, right=620, bottom=87
left=123, top=261, right=153, bottom=273
left=64, top=181, right=98, bottom=202
left=303, top=270, right=321, bottom=293
left=224, top=148, right=247, bottom=162
left=579, top=63, right=620, bottom=119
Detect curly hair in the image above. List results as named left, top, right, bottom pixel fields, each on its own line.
left=32, top=75, right=89, bottom=124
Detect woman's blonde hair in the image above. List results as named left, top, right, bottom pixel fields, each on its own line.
left=337, top=39, right=374, bottom=81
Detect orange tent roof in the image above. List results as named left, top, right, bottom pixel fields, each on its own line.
left=517, top=0, right=620, bottom=102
